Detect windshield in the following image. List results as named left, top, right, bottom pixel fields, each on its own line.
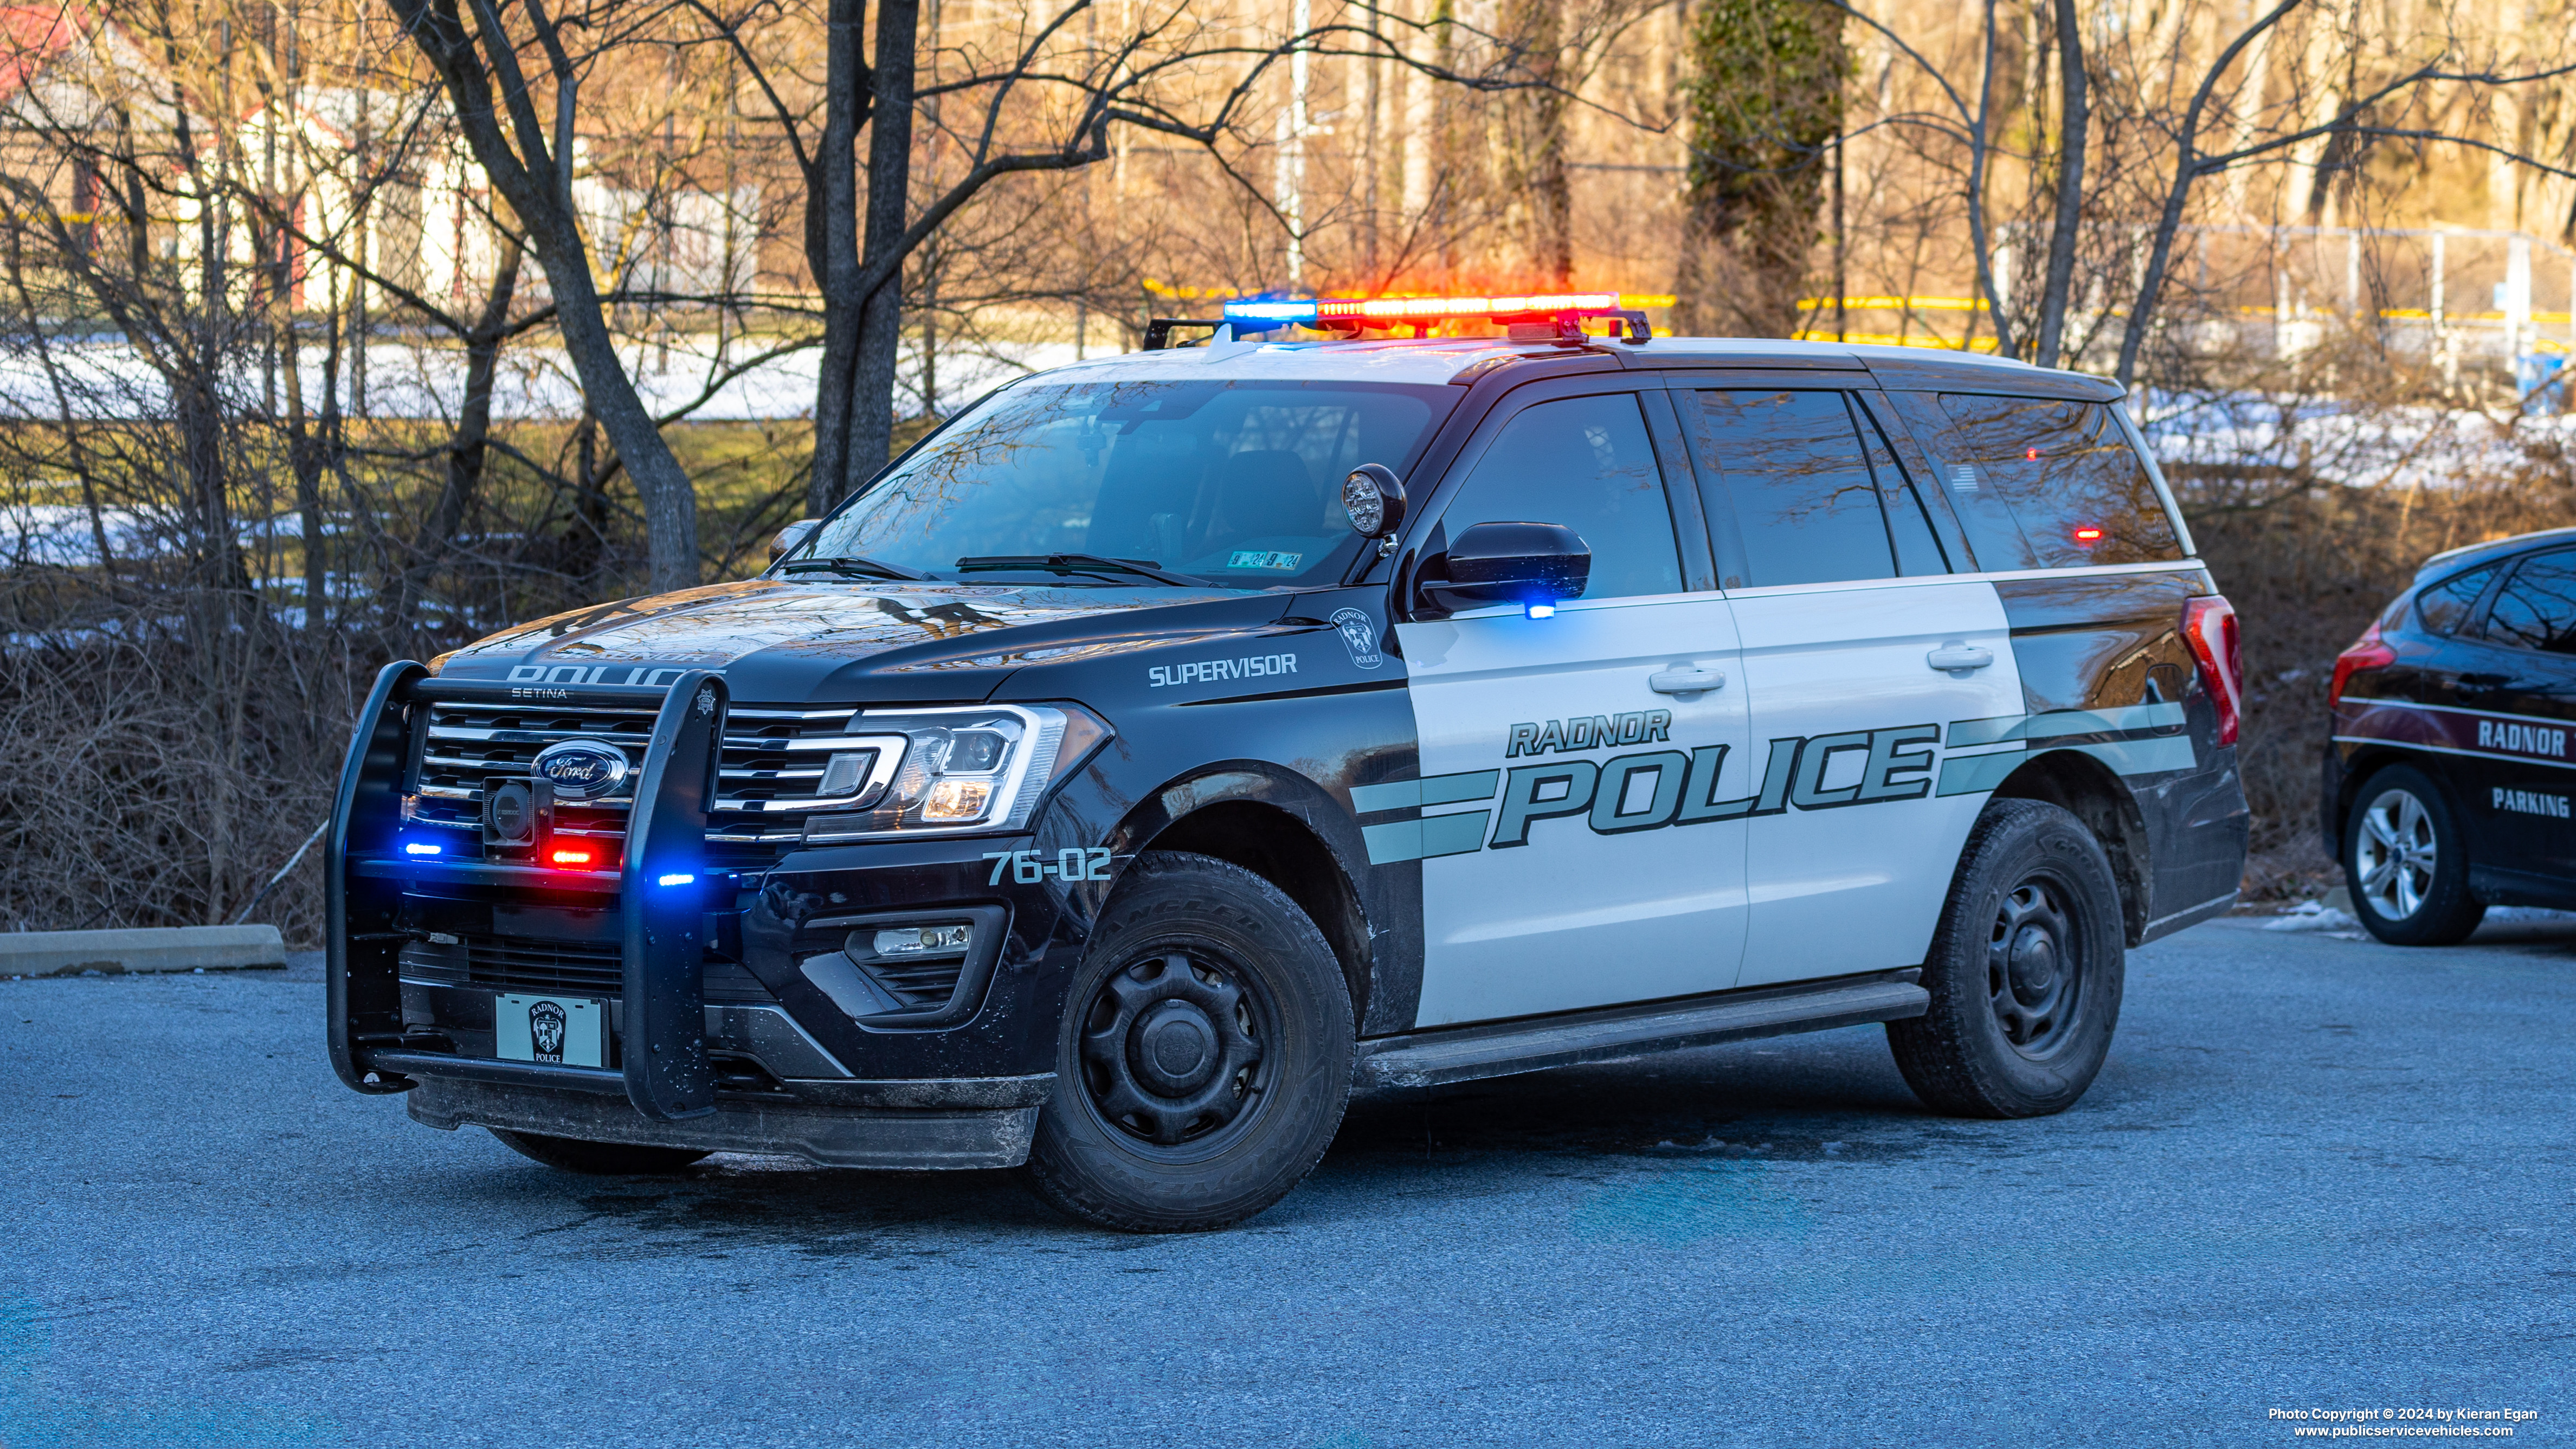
left=795, top=379, right=1452, bottom=587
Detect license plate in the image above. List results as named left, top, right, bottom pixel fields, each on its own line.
left=495, top=994, right=606, bottom=1068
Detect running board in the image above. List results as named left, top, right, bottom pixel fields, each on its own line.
left=1354, top=973, right=1929, bottom=1090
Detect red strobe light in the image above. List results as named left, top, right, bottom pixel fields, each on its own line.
left=548, top=845, right=597, bottom=868
left=2072, top=526, right=2106, bottom=546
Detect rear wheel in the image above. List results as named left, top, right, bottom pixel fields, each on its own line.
left=2342, top=765, right=2484, bottom=945
left=1022, top=852, right=1353, bottom=1233
left=1888, top=798, right=2126, bottom=1118
left=487, top=1129, right=710, bottom=1175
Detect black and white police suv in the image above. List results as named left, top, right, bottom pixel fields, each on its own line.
left=2326, top=526, right=2576, bottom=944
left=327, top=293, right=2250, bottom=1232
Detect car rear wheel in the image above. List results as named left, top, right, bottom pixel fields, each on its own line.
left=2342, top=765, right=2484, bottom=945
left=487, top=1129, right=710, bottom=1175
left=1021, top=852, right=1353, bottom=1233
left=1888, top=798, right=2126, bottom=1118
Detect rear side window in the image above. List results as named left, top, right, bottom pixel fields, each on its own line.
left=1894, top=392, right=2185, bottom=570
left=1694, top=390, right=1936, bottom=588
left=2482, top=551, right=2576, bottom=654
left=1437, top=392, right=1684, bottom=601
left=2412, top=564, right=2497, bottom=635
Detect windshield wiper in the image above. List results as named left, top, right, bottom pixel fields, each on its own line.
left=780, top=554, right=932, bottom=582
left=954, top=553, right=1203, bottom=587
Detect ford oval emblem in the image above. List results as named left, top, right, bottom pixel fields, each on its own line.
left=530, top=739, right=632, bottom=801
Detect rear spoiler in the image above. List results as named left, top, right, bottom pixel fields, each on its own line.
left=324, top=663, right=730, bottom=1122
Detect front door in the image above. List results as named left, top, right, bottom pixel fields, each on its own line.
left=1679, top=385, right=2025, bottom=987
left=1394, top=387, right=1755, bottom=1026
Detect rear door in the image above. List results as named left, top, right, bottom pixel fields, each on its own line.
left=2457, top=548, right=2576, bottom=880
left=1392, top=384, right=1755, bottom=1025
left=1678, top=383, right=2025, bottom=987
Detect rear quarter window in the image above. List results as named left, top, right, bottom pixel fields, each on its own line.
left=2411, top=563, right=2498, bottom=635
left=1892, top=392, right=2186, bottom=570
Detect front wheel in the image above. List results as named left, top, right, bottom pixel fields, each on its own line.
left=2342, top=765, right=2484, bottom=945
left=1888, top=798, right=2126, bottom=1118
left=1021, top=852, right=1354, bottom=1233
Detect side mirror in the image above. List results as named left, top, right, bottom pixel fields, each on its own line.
left=770, top=519, right=819, bottom=563
left=1425, top=521, right=1590, bottom=615
left=1343, top=463, right=1407, bottom=539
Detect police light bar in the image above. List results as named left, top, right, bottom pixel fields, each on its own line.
left=1224, top=292, right=1627, bottom=327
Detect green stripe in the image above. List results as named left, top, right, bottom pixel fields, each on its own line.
left=1937, top=733, right=2199, bottom=796
left=1946, top=702, right=2186, bottom=748
left=1937, top=750, right=2027, bottom=796
left=1351, top=770, right=1499, bottom=814
left=1362, top=810, right=1492, bottom=864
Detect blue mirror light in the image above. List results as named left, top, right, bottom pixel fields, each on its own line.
left=1525, top=603, right=1557, bottom=619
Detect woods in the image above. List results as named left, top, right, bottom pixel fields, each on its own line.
left=6, top=0, right=2576, bottom=932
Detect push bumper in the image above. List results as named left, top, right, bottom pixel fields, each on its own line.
left=328, top=663, right=1077, bottom=1167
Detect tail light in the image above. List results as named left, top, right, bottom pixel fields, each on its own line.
left=2330, top=620, right=2397, bottom=706
left=2182, top=595, right=2243, bottom=746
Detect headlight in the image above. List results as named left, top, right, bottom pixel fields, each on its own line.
left=800, top=703, right=1109, bottom=842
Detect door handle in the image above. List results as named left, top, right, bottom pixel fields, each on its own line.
left=1927, top=643, right=1995, bottom=673
left=1648, top=667, right=1727, bottom=695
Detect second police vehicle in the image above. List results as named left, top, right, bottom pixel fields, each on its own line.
left=326, top=294, right=2250, bottom=1232
left=2327, top=526, right=2576, bottom=943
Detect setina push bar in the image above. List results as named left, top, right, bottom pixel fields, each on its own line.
left=325, top=661, right=730, bottom=1122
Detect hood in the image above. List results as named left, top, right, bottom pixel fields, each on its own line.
left=433, top=577, right=1296, bottom=703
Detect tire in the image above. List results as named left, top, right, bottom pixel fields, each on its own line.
left=1021, top=852, right=1354, bottom=1233
left=1888, top=798, right=2127, bottom=1119
left=487, top=1129, right=710, bottom=1175
left=2342, top=764, right=2485, bottom=945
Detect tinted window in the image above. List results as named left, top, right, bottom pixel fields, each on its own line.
left=1696, top=390, right=1894, bottom=587
left=2413, top=564, right=2498, bottom=635
left=1438, top=393, right=1682, bottom=600
left=2483, top=551, right=2576, bottom=653
left=1892, top=393, right=2185, bottom=570
left=1852, top=398, right=1950, bottom=576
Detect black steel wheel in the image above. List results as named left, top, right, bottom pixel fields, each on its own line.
left=487, top=1129, right=709, bottom=1175
left=1987, top=878, right=2083, bottom=1054
left=1889, top=798, right=2126, bottom=1118
left=1077, top=948, right=1275, bottom=1152
left=2341, top=764, right=2484, bottom=945
left=1023, top=852, right=1353, bottom=1233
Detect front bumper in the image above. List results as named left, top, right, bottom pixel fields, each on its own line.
left=406, top=1074, right=1045, bottom=1169
left=329, top=664, right=1089, bottom=1166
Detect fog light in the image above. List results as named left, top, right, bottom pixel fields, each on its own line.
left=920, top=777, right=993, bottom=821
left=874, top=923, right=973, bottom=957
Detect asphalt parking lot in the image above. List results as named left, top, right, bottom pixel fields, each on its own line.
left=4, top=915, right=2569, bottom=1448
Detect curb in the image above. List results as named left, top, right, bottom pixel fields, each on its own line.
left=1, top=925, right=289, bottom=978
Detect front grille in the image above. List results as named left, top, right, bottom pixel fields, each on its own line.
left=400, top=935, right=776, bottom=1002
left=409, top=699, right=884, bottom=868
left=464, top=933, right=623, bottom=994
